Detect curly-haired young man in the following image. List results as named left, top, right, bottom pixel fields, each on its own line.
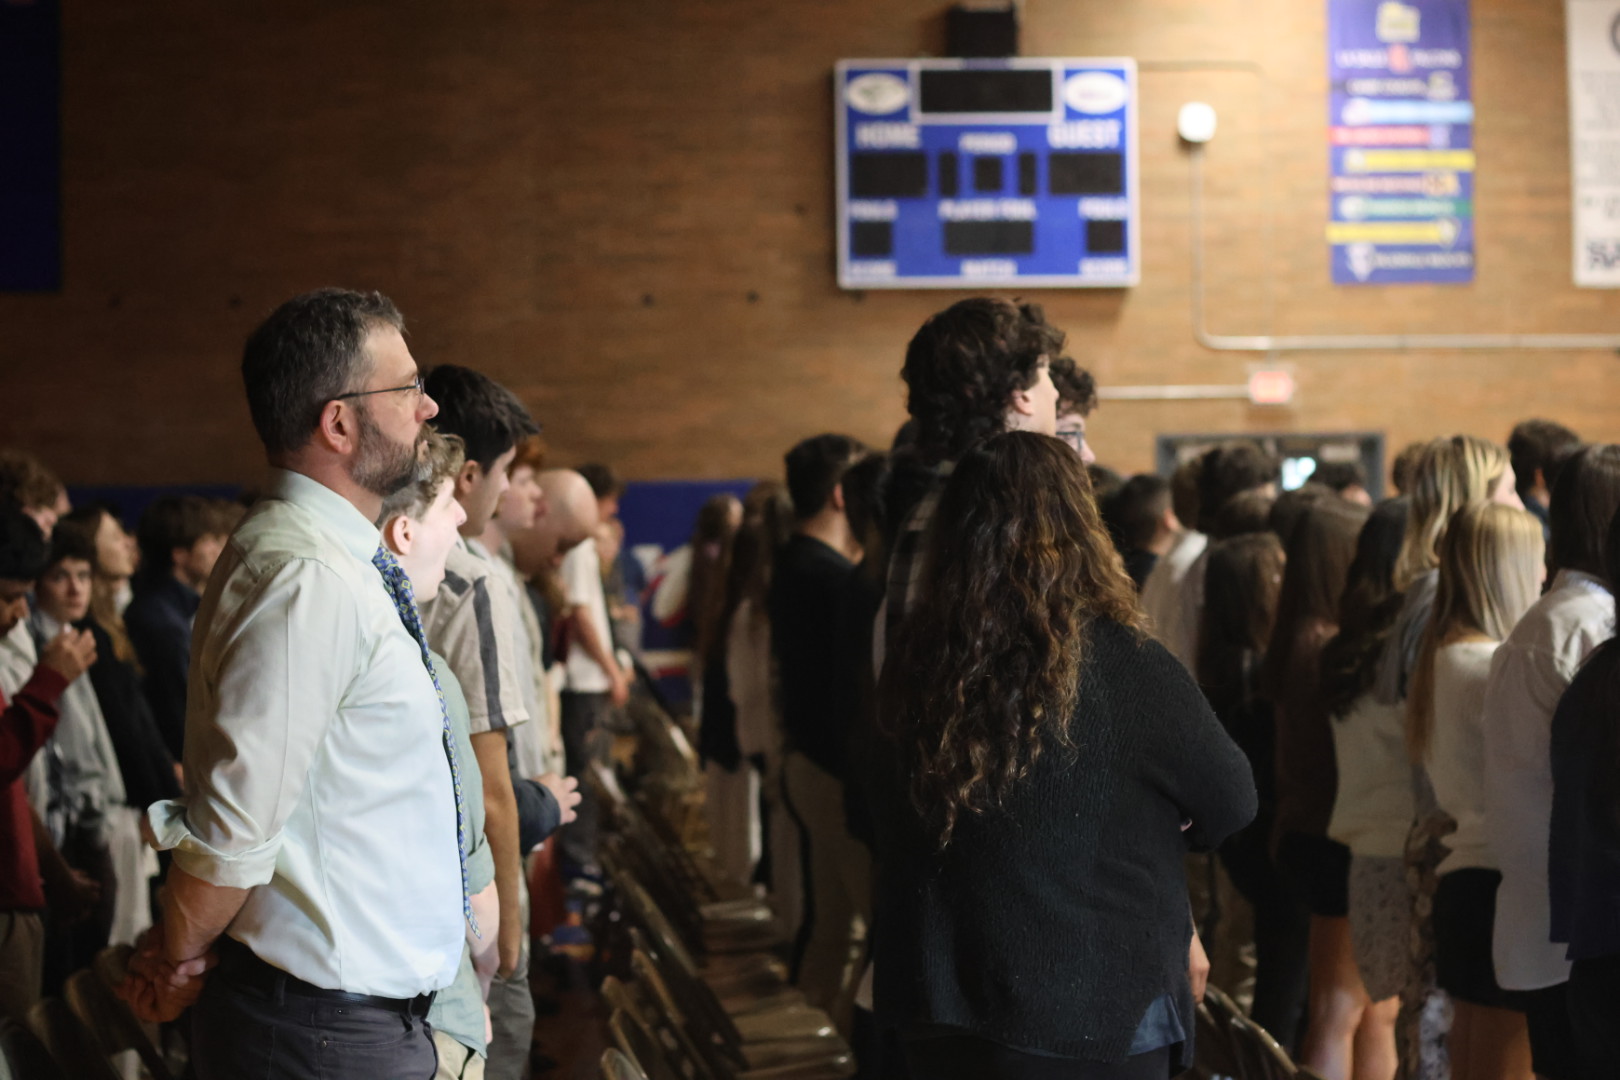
left=882, top=298, right=1064, bottom=647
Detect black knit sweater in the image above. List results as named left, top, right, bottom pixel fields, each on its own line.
left=869, top=618, right=1257, bottom=1064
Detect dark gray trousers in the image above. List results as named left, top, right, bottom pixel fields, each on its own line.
left=559, top=690, right=612, bottom=871
left=191, top=961, right=437, bottom=1079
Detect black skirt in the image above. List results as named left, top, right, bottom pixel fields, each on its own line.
left=1276, top=832, right=1350, bottom=918
left=1433, top=868, right=1512, bottom=1009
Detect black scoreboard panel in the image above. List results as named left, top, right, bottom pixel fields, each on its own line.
left=1048, top=153, right=1126, bottom=195
left=973, top=156, right=1004, bottom=192
left=1086, top=220, right=1127, bottom=254
left=850, top=221, right=895, bottom=257
left=849, top=152, right=930, bottom=198
left=943, top=220, right=1037, bottom=256
left=918, top=68, right=1055, bottom=113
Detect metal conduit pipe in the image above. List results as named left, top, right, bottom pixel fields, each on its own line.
left=1098, top=384, right=1251, bottom=401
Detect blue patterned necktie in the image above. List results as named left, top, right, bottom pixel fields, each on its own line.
left=373, top=545, right=479, bottom=938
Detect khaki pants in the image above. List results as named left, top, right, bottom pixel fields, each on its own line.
left=782, top=752, right=870, bottom=1034
left=704, top=761, right=761, bottom=889
left=0, top=911, right=44, bottom=1022
left=484, top=873, right=533, bottom=1080
left=433, top=1030, right=487, bottom=1080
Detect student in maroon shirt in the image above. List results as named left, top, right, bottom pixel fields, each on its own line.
left=0, top=504, right=99, bottom=1021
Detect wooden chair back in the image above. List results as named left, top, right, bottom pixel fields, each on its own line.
left=1192, top=1000, right=1244, bottom=1080
left=1202, top=984, right=1244, bottom=1030
left=601, top=1047, right=651, bottom=1080
left=630, top=948, right=734, bottom=1080
left=23, top=1000, right=119, bottom=1080
left=0, top=1019, right=65, bottom=1080
left=609, top=1009, right=683, bottom=1080
left=65, top=967, right=173, bottom=1080
left=1227, top=1013, right=1298, bottom=1080
left=629, top=924, right=747, bottom=1062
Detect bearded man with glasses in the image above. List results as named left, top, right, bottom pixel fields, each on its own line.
left=119, top=288, right=472, bottom=1080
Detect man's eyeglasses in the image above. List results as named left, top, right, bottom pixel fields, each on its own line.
left=334, top=374, right=424, bottom=401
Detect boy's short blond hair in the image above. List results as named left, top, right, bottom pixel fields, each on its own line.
left=380, top=429, right=466, bottom=522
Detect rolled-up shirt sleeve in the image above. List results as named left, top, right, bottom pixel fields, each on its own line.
left=147, top=558, right=358, bottom=889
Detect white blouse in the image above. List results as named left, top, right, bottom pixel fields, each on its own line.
left=1328, top=692, right=1413, bottom=858
left=1482, top=570, right=1614, bottom=991
left=1427, top=640, right=1499, bottom=876
left=1140, top=529, right=1209, bottom=672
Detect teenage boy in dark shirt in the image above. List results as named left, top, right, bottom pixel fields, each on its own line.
left=125, top=495, right=231, bottom=761
left=769, top=433, right=870, bottom=1033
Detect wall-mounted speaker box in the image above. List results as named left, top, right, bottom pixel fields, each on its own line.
left=945, top=4, right=1019, bottom=58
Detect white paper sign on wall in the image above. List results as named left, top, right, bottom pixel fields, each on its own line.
left=1568, top=0, right=1620, bottom=287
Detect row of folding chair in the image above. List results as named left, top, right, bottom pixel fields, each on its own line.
left=596, top=820, right=853, bottom=1079
left=0, top=945, right=175, bottom=1080
left=604, top=852, right=846, bottom=1042
left=594, top=701, right=856, bottom=1079
left=602, top=959, right=853, bottom=1080
left=622, top=685, right=709, bottom=851
left=592, top=763, right=782, bottom=958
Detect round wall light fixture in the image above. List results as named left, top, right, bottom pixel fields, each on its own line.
left=1177, top=102, right=1218, bottom=145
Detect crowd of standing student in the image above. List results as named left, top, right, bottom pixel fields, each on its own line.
left=0, top=466, right=237, bottom=1005
left=686, top=298, right=1620, bottom=1080
left=3, top=288, right=1620, bottom=1080
left=1142, top=423, right=1620, bottom=1080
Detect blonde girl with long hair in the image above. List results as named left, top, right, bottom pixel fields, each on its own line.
left=1392, top=436, right=1524, bottom=594
left=1408, top=503, right=1545, bottom=1080
left=1373, top=435, right=1522, bottom=1080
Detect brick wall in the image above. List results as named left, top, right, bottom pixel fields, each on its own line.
left=1, top=0, right=1613, bottom=487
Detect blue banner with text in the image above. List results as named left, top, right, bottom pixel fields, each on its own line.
left=1328, top=0, right=1474, bottom=284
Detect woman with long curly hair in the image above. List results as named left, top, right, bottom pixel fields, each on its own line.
left=871, top=432, right=1256, bottom=1080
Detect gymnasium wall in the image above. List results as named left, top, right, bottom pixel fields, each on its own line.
left=1, top=0, right=1613, bottom=487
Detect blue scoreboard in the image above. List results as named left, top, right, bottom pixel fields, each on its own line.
left=835, top=57, right=1139, bottom=290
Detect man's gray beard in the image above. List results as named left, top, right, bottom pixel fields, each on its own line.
left=351, top=403, right=420, bottom=498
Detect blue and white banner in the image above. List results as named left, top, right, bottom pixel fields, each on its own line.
left=1328, top=0, right=1474, bottom=284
